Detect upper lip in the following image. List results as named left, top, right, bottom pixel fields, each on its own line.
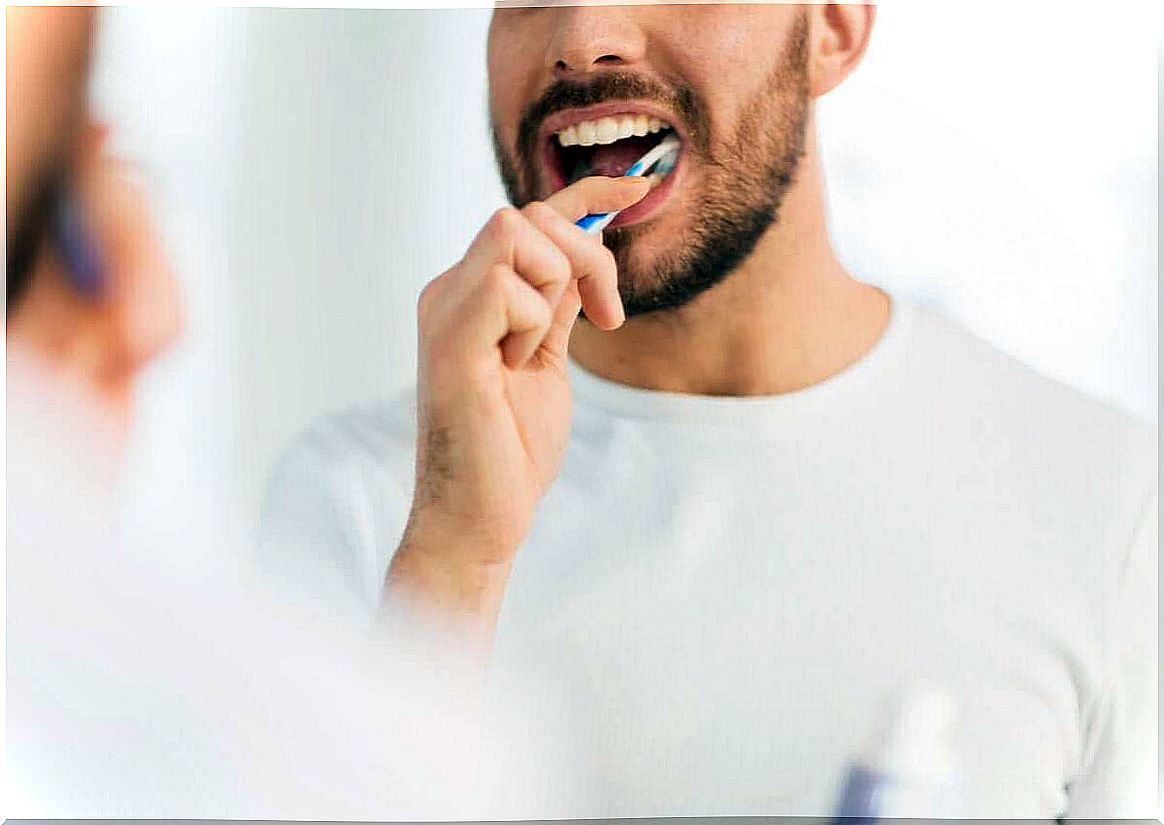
left=537, top=100, right=687, bottom=147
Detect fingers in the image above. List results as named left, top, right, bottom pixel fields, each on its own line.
left=427, top=175, right=649, bottom=373
left=7, top=137, right=182, bottom=431
left=423, top=258, right=553, bottom=375
left=496, top=264, right=554, bottom=369
left=456, top=207, right=571, bottom=367
left=544, top=175, right=650, bottom=222
left=520, top=201, right=622, bottom=331
left=462, top=206, right=571, bottom=307
left=78, top=154, right=183, bottom=368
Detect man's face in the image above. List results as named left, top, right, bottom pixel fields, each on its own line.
left=488, top=3, right=810, bottom=318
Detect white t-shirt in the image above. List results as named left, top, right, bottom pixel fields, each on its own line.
left=258, top=294, right=1158, bottom=819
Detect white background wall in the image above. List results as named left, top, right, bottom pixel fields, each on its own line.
left=88, top=3, right=1159, bottom=551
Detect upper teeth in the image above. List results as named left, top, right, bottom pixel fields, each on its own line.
left=556, top=115, right=670, bottom=147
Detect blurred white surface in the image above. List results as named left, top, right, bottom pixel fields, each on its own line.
left=87, top=4, right=1158, bottom=547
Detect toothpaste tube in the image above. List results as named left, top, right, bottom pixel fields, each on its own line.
left=831, top=684, right=959, bottom=823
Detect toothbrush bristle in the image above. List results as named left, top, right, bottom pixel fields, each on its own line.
left=649, top=135, right=680, bottom=176
left=653, top=152, right=678, bottom=176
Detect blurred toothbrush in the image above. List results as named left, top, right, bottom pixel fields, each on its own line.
left=576, top=134, right=680, bottom=235
left=53, top=185, right=106, bottom=299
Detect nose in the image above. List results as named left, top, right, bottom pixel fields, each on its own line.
left=546, top=7, right=647, bottom=77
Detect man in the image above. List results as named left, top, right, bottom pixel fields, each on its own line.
left=260, top=4, right=1157, bottom=818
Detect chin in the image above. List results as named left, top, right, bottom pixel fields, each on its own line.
left=607, top=205, right=687, bottom=271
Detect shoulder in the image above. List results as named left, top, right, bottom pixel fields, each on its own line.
left=258, top=388, right=419, bottom=608
left=261, top=387, right=419, bottom=532
left=907, top=299, right=1155, bottom=470
left=901, top=297, right=1156, bottom=545
left=275, top=386, right=419, bottom=479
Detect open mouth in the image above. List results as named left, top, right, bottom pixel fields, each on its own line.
left=543, top=110, right=681, bottom=194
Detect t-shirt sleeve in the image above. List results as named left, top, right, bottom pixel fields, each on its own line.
left=1065, top=490, right=1159, bottom=819
left=256, top=427, right=395, bottom=623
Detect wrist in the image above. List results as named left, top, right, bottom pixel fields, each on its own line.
left=401, top=502, right=522, bottom=567
left=385, top=510, right=517, bottom=632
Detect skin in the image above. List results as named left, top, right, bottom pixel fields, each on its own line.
left=388, top=4, right=886, bottom=643
left=6, top=7, right=181, bottom=437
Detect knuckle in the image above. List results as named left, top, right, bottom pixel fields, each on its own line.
left=522, top=200, right=558, bottom=226
left=585, top=245, right=616, bottom=281
left=546, top=247, right=572, bottom=283
left=487, top=206, right=523, bottom=238
left=417, top=276, right=444, bottom=317
left=526, top=306, right=553, bottom=338
left=536, top=292, right=554, bottom=325
left=481, top=262, right=512, bottom=296
left=521, top=286, right=553, bottom=331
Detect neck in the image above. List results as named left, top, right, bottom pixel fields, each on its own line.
left=569, top=126, right=890, bottom=397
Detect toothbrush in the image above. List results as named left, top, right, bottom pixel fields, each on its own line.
left=53, top=186, right=106, bottom=298
left=576, top=133, right=680, bottom=235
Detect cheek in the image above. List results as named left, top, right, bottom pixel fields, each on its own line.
left=488, top=78, right=527, bottom=158
left=487, top=32, right=535, bottom=143
left=663, top=9, right=790, bottom=147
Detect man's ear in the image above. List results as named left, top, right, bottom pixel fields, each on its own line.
left=807, top=3, right=875, bottom=99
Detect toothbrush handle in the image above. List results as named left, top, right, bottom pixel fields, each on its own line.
left=53, top=186, right=106, bottom=298
left=577, top=210, right=617, bottom=235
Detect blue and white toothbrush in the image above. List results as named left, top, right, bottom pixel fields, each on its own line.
left=575, top=134, right=681, bottom=235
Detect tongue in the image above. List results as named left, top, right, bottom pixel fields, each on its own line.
left=587, top=134, right=660, bottom=177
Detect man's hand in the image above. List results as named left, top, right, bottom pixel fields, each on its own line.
left=386, top=175, right=650, bottom=637
left=7, top=121, right=182, bottom=433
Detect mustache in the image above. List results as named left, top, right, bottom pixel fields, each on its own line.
left=515, top=72, right=709, bottom=166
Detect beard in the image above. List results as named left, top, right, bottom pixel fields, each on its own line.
left=491, top=13, right=810, bottom=319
